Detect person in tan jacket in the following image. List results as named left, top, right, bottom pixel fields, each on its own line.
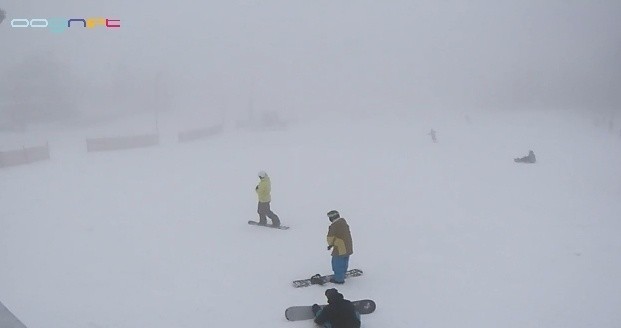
left=326, top=210, right=353, bottom=284
left=255, top=171, right=281, bottom=227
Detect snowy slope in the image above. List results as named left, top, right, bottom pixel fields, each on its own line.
left=1, top=109, right=621, bottom=328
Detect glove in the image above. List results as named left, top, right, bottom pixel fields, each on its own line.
left=312, top=304, right=321, bottom=315
left=327, top=245, right=333, bottom=251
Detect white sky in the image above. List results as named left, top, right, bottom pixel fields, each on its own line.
left=1, top=1, right=620, bottom=120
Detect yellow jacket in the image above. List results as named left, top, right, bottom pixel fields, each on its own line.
left=327, top=218, right=354, bottom=256
left=256, top=176, right=271, bottom=203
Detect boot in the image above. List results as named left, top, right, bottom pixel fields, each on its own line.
left=329, top=277, right=344, bottom=284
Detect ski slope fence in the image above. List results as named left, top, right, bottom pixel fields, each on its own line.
left=0, top=143, right=50, bottom=168
left=177, top=124, right=224, bottom=143
left=86, top=134, right=160, bottom=152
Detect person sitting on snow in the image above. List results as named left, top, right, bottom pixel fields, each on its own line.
left=514, top=150, right=536, bottom=163
left=312, top=288, right=361, bottom=328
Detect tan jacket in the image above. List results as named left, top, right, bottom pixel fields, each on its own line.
left=327, top=218, right=353, bottom=256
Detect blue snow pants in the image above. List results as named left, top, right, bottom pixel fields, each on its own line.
left=331, top=255, right=350, bottom=282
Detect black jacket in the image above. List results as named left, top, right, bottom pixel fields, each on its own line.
left=314, top=294, right=360, bottom=328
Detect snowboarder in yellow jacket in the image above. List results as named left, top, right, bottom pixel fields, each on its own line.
left=255, top=171, right=281, bottom=227
left=326, top=210, right=353, bottom=284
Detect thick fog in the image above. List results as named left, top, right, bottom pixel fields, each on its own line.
left=2, top=3, right=621, bottom=327
left=1, top=0, right=620, bottom=127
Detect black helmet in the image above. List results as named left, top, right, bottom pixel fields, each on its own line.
left=327, top=210, right=340, bottom=220
left=325, top=288, right=343, bottom=302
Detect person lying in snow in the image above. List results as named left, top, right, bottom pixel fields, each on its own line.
left=514, top=150, right=536, bottom=163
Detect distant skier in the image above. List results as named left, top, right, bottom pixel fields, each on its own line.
left=428, top=129, right=437, bottom=143
left=255, top=171, right=281, bottom=227
left=514, top=150, right=536, bottom=164
left=0, top=8, right=6, bottom=25
left=312, top=288, right=361, bottom=328
left=325, top=210, right=353, bottom=284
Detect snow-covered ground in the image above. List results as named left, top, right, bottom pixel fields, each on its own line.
left=1, top=109, right=620, bottom=328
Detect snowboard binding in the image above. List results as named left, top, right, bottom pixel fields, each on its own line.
left=310, top=274, right=325, bottom=285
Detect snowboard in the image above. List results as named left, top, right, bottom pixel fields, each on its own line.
left=0, top=300, right=27, bottom=328
left=292, top=269, right=363, bottom=288
left=285, top=299, right=376, bottom=321
left=248, top=220, right=290, bottom=230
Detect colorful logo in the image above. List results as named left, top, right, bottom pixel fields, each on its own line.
left=10, top=17, right=120, bottom=33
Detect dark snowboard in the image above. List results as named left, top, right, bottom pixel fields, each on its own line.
left=248, top=220, right=289, bottom=230
left=285, top=299, right=376, bottom=321
left=292, top=269, right=363, bottom=288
